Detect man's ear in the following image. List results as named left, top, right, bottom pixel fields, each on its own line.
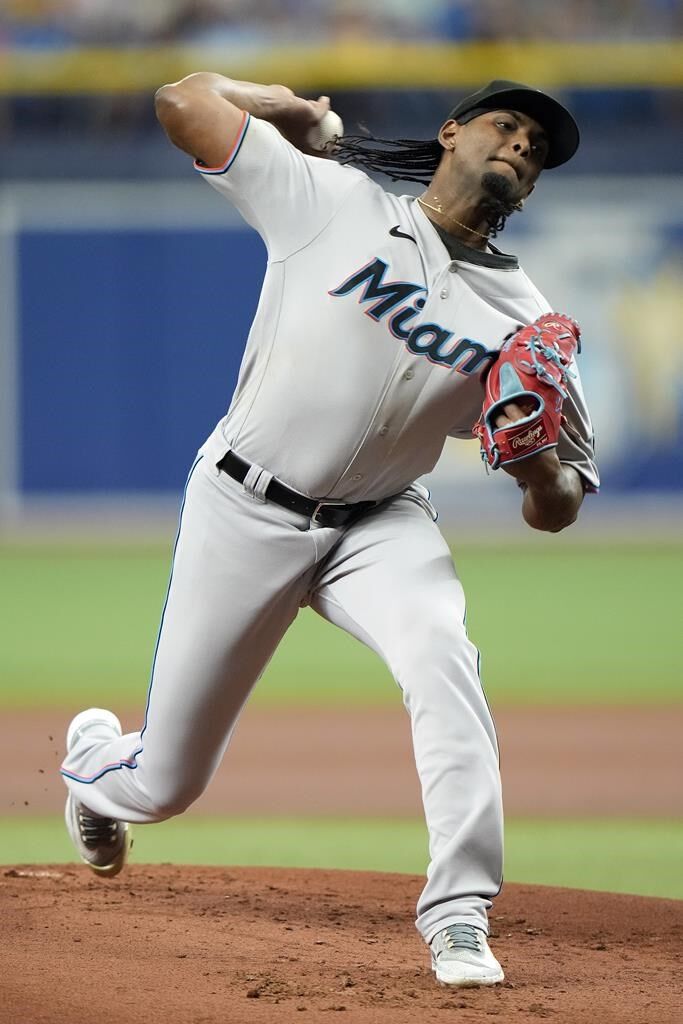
left=438, top=119, right=459, bottom=151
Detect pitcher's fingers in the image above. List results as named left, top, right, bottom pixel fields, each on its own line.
left=312, top=95, right=331, bottom=117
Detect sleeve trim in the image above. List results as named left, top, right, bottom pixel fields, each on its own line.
left=194, top=111, right=250, bottom=175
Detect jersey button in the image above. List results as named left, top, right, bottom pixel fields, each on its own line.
left=404, top=369, right=415, bottom=380
left=440, top=287, right=449, bottom=299
left=379, top=425, right=389, bottom=436
left=449, top=263, right=458, bottom=274
left=351, top=473, right=363, bottom=481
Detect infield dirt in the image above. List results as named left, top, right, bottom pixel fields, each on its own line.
left=3, top=864, right=682, bottom=1024
left=3, top=705, right=682, bottom=1023
left=4, top=705, right=682, bottom=817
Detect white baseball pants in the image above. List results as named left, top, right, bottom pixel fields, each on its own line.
left=61, top=452, right=503, bottom=941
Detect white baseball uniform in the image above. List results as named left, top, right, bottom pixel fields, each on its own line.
left=61, top=112, right=599, bottom=943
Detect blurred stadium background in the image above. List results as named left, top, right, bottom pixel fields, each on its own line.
left=0, top=1, right=681, bottom=894
left=1, top=0, right=682, bottom=527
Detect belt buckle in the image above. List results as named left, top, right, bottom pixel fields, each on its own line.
left=311, top=500, right=349, bottom=525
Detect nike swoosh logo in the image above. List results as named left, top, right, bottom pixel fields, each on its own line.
left=389, top=225, right=417, bottom=243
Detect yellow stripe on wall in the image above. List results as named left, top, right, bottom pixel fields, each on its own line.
left=0, top=41, right=680, bottom=94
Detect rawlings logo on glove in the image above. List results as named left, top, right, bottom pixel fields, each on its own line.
left=510, top=423, right=548, bottom=450
left=473, top=313, right=581, bottom=470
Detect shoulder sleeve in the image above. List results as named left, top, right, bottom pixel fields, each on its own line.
left=557, top=357, right=600, bottom=493
left=194, top=113, right=368, bottom=261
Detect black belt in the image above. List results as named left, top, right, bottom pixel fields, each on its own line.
left=217, top=451, right=379, bottom=528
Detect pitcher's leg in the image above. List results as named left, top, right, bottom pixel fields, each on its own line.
left=61, top=459, right=319, bottom=823
left=311, top=493, right=503, bottom=941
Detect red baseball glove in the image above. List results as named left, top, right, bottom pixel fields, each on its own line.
left=473, top=313, right=581, bottom=470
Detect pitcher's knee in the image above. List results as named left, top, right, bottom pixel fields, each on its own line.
left=144, top=776, right=205, bottom=819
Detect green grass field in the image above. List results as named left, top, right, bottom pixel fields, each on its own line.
left=2, top=816, right=681, bottom=900
left=2, top=539, right=681, bottom=899
left=1, top=541, right=681, bottom=707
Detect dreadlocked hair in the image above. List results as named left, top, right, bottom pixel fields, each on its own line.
left=334, top=132, right=517, bottom=238
left=334, top=134, right=443, bottom=186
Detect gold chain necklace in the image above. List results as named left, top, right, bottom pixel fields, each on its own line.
left=417, top=195, right=491, bottom=241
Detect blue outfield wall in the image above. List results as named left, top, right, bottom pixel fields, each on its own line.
left=20, top=228, right=265, bottom=492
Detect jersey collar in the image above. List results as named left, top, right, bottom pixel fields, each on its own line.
left=408, top=197, right=519, bottom=271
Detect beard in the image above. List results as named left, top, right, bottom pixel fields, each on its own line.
left=480, top=171, right=520, bottom=236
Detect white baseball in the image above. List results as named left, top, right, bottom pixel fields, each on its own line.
left=306, top=110, right=344, bottom=153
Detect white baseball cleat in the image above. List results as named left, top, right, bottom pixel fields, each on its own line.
left=64, top=708, right=130, bottom=878
left=430, top=923, right=504, bottom=987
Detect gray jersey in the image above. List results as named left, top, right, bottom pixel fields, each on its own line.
left=61, top=105, right=597, bottom=960
left=196, top=113, right=598, bottom=501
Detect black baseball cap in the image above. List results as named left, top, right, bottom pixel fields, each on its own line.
left=447, top=79, right=580, bottom=169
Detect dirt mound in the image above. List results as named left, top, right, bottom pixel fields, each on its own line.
left=3, top=865, right=681, bottom=1023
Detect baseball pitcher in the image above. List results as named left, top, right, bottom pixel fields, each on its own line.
left=60, top=77, right=599, bottom=987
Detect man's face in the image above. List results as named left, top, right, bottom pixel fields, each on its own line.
left=440, top=109, right=549, bottom=201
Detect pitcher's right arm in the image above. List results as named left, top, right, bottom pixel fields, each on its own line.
left=154, top=75, right=330, bottom=167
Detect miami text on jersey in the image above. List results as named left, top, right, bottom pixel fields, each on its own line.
left=329, top=258, right=495, bottom=374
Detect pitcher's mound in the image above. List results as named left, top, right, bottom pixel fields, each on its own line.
left=3, top=865, right=681, bottom=1023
